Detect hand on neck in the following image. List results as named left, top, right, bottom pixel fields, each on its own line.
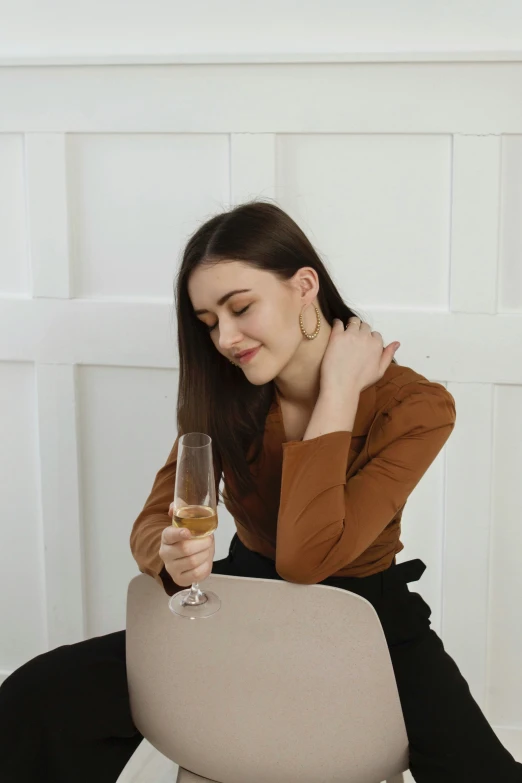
left=275, top=320, right=332, bottom=408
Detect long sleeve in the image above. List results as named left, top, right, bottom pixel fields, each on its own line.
left=275, top=381, right=456, bottom=584
left=130, top=437, right=179, bottom=593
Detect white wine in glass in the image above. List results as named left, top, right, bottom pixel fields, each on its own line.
left=172, top=505, right=218, bottom=538
left=168, top=432, right=221, bottom=619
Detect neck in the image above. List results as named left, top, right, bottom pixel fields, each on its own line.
left=274, top=321, right=332, bottom=408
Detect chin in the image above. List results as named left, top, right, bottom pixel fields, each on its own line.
left=242, top=368, right=273, bottom=386
left=240, top=355, right=278, bottom=386
left=243, top=359, right=287, bottom=386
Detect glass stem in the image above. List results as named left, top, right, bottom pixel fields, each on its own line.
left=181, top=582, right=208, bottom=606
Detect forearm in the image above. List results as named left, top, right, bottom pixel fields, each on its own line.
left=130, top=513, right=169, bottom=579
left=303, top=385, right=361, bottom=441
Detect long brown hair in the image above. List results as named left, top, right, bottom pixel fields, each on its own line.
left=175, top=200, right=397, bottom=499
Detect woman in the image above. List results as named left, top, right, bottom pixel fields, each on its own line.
left=1, top=201, right=520, bottom=783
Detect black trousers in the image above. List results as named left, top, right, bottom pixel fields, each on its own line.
left=1, top=535, right=521, bottom=783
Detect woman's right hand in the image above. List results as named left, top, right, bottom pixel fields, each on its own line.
left=320, top=317, right=399, bottom=396
left=159, top=502, right=215, bottom=587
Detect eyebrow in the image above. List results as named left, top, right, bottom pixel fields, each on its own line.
left=193, top=289, right=252, bottom=316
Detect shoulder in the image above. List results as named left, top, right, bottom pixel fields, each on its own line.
left=354, top=362, right=457, bottom=459
left=373, top=361, right=456, bottom=424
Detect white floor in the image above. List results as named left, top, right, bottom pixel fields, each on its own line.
left=116, top=739, right=178, bottom=783
left=116, top=740, right=416, bottom=783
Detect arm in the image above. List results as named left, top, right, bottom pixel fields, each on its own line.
left=130, top=437, right=180, bottom=594
left=275, top=381, right=456, bottom=584
left=303, top=385, right=360, bottom=440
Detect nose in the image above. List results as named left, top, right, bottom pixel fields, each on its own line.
left=217, top=316, right=243, bottom=353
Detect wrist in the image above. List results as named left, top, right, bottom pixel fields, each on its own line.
left=303, top=384, right=360, bottom=440
left=319, top=384, right=361, bottom=406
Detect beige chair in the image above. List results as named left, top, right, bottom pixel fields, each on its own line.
left=126, top=572, right=408, bottom=783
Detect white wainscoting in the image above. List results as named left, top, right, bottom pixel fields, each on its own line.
left=1, top=55, right=521, bottom=767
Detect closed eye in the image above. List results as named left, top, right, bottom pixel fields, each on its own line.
left=205, top=304, right=250, bottom=333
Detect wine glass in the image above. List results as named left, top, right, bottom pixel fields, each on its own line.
left=168, top=432, right=221, bottom=619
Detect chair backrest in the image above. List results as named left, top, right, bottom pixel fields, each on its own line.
left=126, top=573, right=408, bottom=783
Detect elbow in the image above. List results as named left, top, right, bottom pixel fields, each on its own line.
left=275, top=555, right=323, bottom=585
left=276, top=537, right=356, bottom=585
left=276, top=518, right=351, bottom=584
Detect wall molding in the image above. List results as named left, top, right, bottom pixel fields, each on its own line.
left=1, top=51, right=522, bottom=67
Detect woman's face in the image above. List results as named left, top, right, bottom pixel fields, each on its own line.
left=188, top=260, right=311, bottom=385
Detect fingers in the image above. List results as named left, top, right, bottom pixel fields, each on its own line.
left=176, top=547, right=213, bottom=577
left=179, top=558, right=213, bottom=584
left=334, top=316, right=364, bottom=331
left=343, top=316, right=373, bottom=334
left=160, top=528, right=215, bottom=586
left=161, top=525, right=190, bottom=545
left=346, top=317, right=374, bottom=333
left=379, top=343, right=401, bottom=374
left=333, top=316, right=399, bottom=355
left=160, top=528, right=213, bottom=565
left=161, top=526, right=213, bottom=551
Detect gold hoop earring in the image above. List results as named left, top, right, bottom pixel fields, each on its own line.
left=299, top=304, right=321, bottom=340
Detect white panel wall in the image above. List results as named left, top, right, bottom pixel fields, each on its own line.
left=0, top=135, right=29, bottom=294
left=0, top=55, right=521, bottom=763
left=277, top=134, right=452, bottom=311
left=488, top=385, right=522, bottom=724
left=67, top=133, right=230, bottom=299
left=77, top=366, right=178, bottom=637
left=0, top=363, right=47, bottom=670
left=499, top=135, right=522, bottom=312
left=1, top=0, right=522, bottom=59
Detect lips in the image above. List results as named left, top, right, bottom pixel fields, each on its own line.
left=235, top=346, right=261, bottom=364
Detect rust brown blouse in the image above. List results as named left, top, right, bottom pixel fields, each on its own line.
left=130, top=362, right=456, bottom=591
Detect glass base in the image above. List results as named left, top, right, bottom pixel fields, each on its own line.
left=168, top=589, right=221, bottom=619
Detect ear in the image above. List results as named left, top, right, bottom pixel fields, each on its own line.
left=290, top=267, right=319, bottom=305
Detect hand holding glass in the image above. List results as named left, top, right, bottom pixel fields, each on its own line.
left=168, top=432, right=221, bottom=619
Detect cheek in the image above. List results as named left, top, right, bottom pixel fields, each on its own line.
left=263, top=308, right=300, bottom=358
left=263, top=297, right=296, bottom=333
left=252, top=312, right=287, bottom=348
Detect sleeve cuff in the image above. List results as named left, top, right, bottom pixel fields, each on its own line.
left=158, top=565, right=185, bottom=597
left=281, top=430, right=353, bottom=492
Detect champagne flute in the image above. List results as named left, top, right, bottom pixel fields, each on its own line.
left=168, top=432, right=221, bottom=619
